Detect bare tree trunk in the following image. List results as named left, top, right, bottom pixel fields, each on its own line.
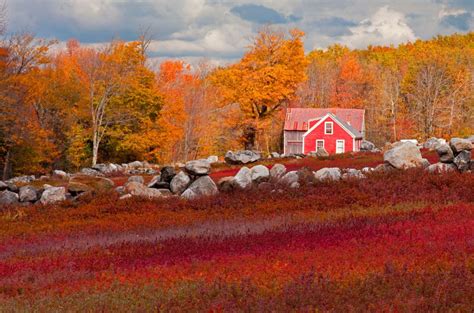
left=2, top=149, right=10, bottom=181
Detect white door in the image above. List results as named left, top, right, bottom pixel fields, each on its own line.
left=336, top=140, right=345, bottom=154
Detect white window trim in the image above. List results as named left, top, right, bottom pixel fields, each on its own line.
left=324, top=121, right=334, bottom=135
left=336, top=140, right=345, bottom=154
left=316, top=139, right=325, bottom=152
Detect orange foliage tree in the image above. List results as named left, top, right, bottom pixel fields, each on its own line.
left=211, top=28, right=308, bottom=150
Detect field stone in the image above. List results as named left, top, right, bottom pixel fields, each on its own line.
left=217, top=177, right=235, bottom=192
left=360, top=140, right=376, bottom=151
left=250, top=165, right=270, bottom=183
left=147, top=175, right=161, bottom=188
left=361, top=167, right=374, bottom=174
left=160, top=166, right=176, bottom=183
left=420, top=158, right=431, bottom=169
left=0, top=190, right=19, bottom=205
left=80, top=168, right=103, bottom=177
left=125, top=182, right=162, bottom=199
left=68, top=182, right=93, bottom=196
left=436, top=144, right=454, bottom=163
left=453, top=150, right=471, bottom=172
left=157, top=189, right=173, bottom=197
left=224, top=150, right=261, bottom=165
left=170, top=171, right=191, bottom=195
left=40, top=187, right=67, bottom=205
left=270, top=164, right=287, bottom=180
left=182, top=176, right=218, bottom=198
left=426, top=163, right=457, bottom=174
left=185, top=159, right=211, bottom=176
left=383, top=141, right=423, bottom=169
left=181, top=189, right=197, bottom=200
left=19, top=186, right=38, bottom=202
left=0, top=181, right=7, bottom=191
left=234, top=167, right=252, bottom=189
left=423, top=137, right=445, bottom=150
left=53, top=170, right=69, bottom=179
left=207, top=156, right=219, bottom=164
left=315, top=148, right=329, bottom=158
left=128, top=176, right=144, bottom=184
left=280, top=171, right=299, bottom=186
left=314, top=168, right=342, bottom=182
left=290, top=182, right=300, bottom=189
left=450, top=138, right=472, bottom=155
left=342, top=169, right=365, bottom=180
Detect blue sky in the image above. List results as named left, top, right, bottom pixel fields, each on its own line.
left=5, top=0, right=473, bottom=65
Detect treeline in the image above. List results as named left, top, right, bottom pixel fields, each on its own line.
left=0, top=8, right=472, bottom=178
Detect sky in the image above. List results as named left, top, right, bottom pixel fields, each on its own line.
left=5, top=0, right=474, bottom=65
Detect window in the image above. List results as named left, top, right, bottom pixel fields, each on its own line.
left=336, top=140, right=345, bottom=154
left=316, top=140, right=325, bottom=151
left=324, top=122, right=333, bottom=134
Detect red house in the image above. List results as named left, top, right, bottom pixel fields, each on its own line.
left=283, top=108, right=365, bottom=155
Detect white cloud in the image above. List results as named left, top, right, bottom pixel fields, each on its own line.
left=342, top=6, right=417, bottom=48
left=438, top=6, right=468, bottom=18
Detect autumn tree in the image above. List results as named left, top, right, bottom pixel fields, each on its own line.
left=71, top=40, right=153, bottom=166
left=0, top=33, right=57, bottom=178
left=211, top=28, right=307, bottom=150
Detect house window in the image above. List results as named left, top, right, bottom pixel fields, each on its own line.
left=325, top=122, right=333, bottom=134
left=316, top=140, right=325, bottom=151
left=336, top=140, right=345, bottom=154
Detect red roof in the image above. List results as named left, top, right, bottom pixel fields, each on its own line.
left=284, top=108, right=365, bottom=132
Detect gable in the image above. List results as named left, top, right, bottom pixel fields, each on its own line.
left=285, top=108, right=365, bottom=133
left=302, top=113, right=362, bottom=139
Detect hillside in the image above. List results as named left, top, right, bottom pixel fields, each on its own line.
left=1, top=150, right=473, bottom=311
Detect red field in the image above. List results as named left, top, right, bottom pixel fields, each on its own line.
left=1, top=152, right=473, bottom=312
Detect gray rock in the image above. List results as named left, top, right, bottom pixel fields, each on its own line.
left=360, top=140, right=376, bottom=151
left=250, top=165, right=270, bottom=183
left=19, top=186, right=38, bottom=202
left=421, top=158, right=431, bottom=169
left=270, top=152, right=280, bottom=158
left=128, top=161, right=144, bottom=168
left=157, top=189, right=173, bottom=197
left=124, top=182, right=162, bottom=199
left=314, top=168, right=342, bottom=181
left=207, top=156, right=219, bottom=164
left=0, top=181, right=7, bottom=191
left=374, top=163, right=396, bottom=173
left=128, top=176, right=144, bottom=184
left=270, top=164, right=287, bottom=180
left=453, top=150, right=471, bottom=172
left=160, top=166, right=176, bottom=183
left=280, top=171, right=299, bottom=186
left=383, top=141, right=423, bottom=169
left=6, top=182, right=19, bottom=193
left=115, top=186, right=126, bottom=195
left=423, top=137, right=445, bottom=150
left=40, top=187, right=67, bottom=205
left=426, top=163, right=457, bottom=174
left=233, top=167, right=252, bottom=189
left=182, top=176, right=218, bottom=198
left=170, top=171, right=191, bottom=195
left=68, top=182, right=93, bottom=196
left=224, top=150, right=261, bottom=165
left=80, top=168, right=103, bottom=177
left=181, top=189, right=197, bottom=200
left=53, top=170, right=69, bottom=179
left=185, top=159, right=211, bottom=176
left=466, top=135, right=474, bottom=144
left=361, top=167, right=374, bottom=174
left=450, top=138, right=472, bottom=155
left=342, top=169, right=365, bottom=180
left=93, top=163, right=120, bottom=174
left=217, top=177, right=236, bottom=192
left=7, top=175, right=35, bottom=185
left=0, top=190, right=19, bottom=205
left=147, top=175, right=161, bottom=188
left=315, top=148, right=329, bottom=158
left=290, top=182, right=300, bottom=189
left=436, top=144, right=454, bottom=163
